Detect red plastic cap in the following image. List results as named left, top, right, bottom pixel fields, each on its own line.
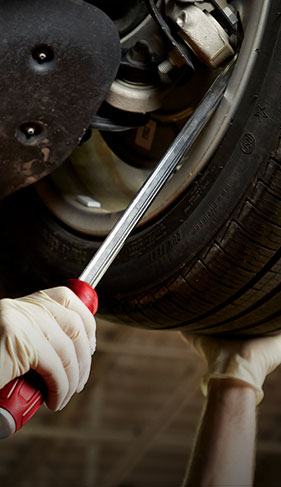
left=65, top=279, right=99, bottom=315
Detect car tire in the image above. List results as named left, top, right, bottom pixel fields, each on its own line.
left=2, top=1, right=281, bottom=336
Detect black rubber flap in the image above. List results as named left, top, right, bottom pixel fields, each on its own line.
left=0, top=0, right=121, bottom=198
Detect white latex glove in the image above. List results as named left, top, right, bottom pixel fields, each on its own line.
left=182, top=332, right=281, bottom=404
left=0, top=287, right=96, bottom=411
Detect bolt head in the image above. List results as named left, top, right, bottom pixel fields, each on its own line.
left=26, top=126, right=36, bottom=136
left=177, top=11, right=189, bottom=29
left=38, top=52, right=48, bottom=61
left=32, top=45, right=55, bottom=65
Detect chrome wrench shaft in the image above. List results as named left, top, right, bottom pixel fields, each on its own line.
left=80, top=62, right=234, bottom=288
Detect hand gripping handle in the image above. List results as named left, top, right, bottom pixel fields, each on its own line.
left=0, top=280, right=98, bottom=439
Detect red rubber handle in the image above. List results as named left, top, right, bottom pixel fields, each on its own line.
left=0, top=279, right=98, bottom=437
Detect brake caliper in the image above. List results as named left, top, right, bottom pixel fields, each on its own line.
left=165, top=0, right=240, bottom=68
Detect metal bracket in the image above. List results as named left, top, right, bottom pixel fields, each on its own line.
left=145, top=0, right=195, bottom=70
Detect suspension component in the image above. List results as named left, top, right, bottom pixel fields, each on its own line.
left=165, top=1, right=236, bottom=68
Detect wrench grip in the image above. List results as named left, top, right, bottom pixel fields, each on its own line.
left=0, top=280, right=98, bottom=438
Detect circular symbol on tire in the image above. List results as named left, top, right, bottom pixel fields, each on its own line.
left=240, top=133, right=256, bottom=154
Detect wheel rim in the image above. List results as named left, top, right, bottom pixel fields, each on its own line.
left=36, top=0, right=271, bottom=237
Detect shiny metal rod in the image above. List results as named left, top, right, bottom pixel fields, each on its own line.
left=79, top=63, right=234, bottom=288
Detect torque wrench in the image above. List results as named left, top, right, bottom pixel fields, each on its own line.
left=0, top=62, right=234, bottom=439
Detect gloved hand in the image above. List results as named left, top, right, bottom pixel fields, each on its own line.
left=0, top=287, right=96, bottom=412
left=182, top=332, right=281, bottom=404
